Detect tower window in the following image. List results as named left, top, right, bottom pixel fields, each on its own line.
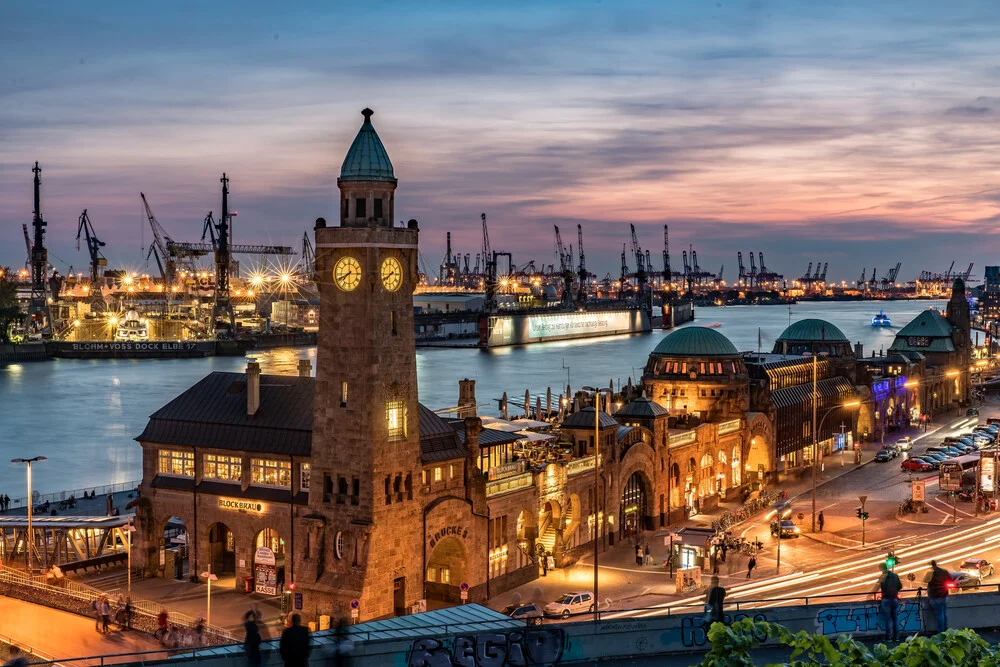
left=374, top=198, right=383, bottom=218
left=386, top=400, right=406, bottom=440
left=384, top=475, right=392, bottom=505
left=390, top=311, right=397, bottom=336
left=341, top=381, right=348, bottom=407
left=343, top=199, right=349, bottom=219
left=355, top=197, right=366, bottom=218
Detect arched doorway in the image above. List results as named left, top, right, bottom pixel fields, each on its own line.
left=537, top=500, right=561, bottom=563
left=716, top=450, right=728, bottom=495
left=746, top=436, right=769, bottom=480
left=699, top=453, right=714, bottom=497
left=207, top=522, right=235, bottom=580
left=685, top=458, right=698, bottom=511
left=162, top=517, right=189, bottom=580
left=620, top=472, right=649, bottom=539
left=252, top=528, right=284, bottom=596
left=426, top=536, right=466, bottom=604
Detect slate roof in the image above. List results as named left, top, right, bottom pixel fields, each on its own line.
left=419, top=405, right=467, bottom=462
left=561, top=407, right=618, bottom=429
left=136, top=372, right=314, bottom=456
left=892, top=309, right=955, bottom=339
left=339, top=108, right=396, bottom=183
left=651, top=327, right=739, bottom=357
left=776, top=318, right=848, bottom=343
left=615, top=397, right=669, bottom=419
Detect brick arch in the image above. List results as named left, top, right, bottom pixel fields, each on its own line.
left=745, top=412, right=775, bottom=478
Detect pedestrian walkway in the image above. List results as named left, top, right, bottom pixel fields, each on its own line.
left=0, top=596, right=161, bottom=664
left=0, top=488, right=138, bottom=519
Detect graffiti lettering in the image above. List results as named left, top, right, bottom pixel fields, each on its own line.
left=815, top=602, right=921, bottom=636
left=679, top=612, right=769, bottom=648
left=407, top=628, right=565, bottom=667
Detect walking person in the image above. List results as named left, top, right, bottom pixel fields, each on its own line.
left=635, top=544, right=643, bottom=566
left=818, top=511, right=825, bottom=532
left=91, top=598, right=103, bottom=633
left=876, top=563, right=903, bottom=641
left=926, top=560, right=954, bottom=633
left=746, top=556, right=757, bottom=579
left=100, top=596, right=112, bottom=634
left=279, top=614, right=311, bottom=667
left=644, top=543, right=651, bottom=566
left=156, top=609, right=169, bottom=644
left=244, top=610, right=263, bottom=667
left=704, top=576, right=727, bottom=625
left=123, top=598, right=133, bottom=631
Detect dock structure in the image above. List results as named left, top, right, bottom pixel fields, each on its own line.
left=0, top=515, right=134, bottom=573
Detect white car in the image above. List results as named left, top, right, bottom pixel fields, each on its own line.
left=950, top=571, right=980, bottom=591
left=895, top=437, right=912, bottom=452
left=543, top=591, right=595, bottom=618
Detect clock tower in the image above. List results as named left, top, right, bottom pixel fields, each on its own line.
left=301, top=108, right=423, bottom=620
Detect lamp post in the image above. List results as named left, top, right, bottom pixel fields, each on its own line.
left=125, top=519, right=136, bottom=598
left=200, top=569, right=218, bottom=627
left=11, top=456, right=46, bottom=573
left=583, top=385, right=613, bottom=621
left=802, top=352, right=828, bottom=533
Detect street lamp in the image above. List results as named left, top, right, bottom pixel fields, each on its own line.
left=582, top=385, right=613, bottom=621
left=200, top=569, right=218, bottom=628
left=11, top=456, right=47, bottom=573
left=802, top=352, right=828, bottom=533
left=125, top=519, right=136, bottom=598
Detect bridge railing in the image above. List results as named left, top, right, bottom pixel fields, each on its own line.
left=6, top=480, right=141, bottom=510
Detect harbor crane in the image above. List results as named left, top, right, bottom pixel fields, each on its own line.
left=619, top=244, right=629, bottom=300
left=481, top=213, right=498, bottom=313
left=439, top=232, right=459, bottom=285
left=662, top=225, right=672, bottom=289
left=630, top=224, right=651, bottom=310
left=554, top=226, right=576, bottom=307
left=856, top=267, right=866, bottom=289
left=301, top=232, right=316, bottom=281
left=880, top=262, right=902, bottom=291
left=748, top=252, right=758, bottom=288
left=868, top=267, right=878, bottom=290
left=141, top=192, right=209, bottom=307
left=737, top=252, right=746, bottom=286
left=21, top=224, right=31, bottom=276
left=27, top=163, right=52, bottom=334
left=712, top=266, right=724, bottom=286
left=576, top=224, right=588, bottom=304
left=75, top=209, right=107, bottom=309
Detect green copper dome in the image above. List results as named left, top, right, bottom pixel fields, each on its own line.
left=651, top=327, right=739, bottom=357
left=339, top=108, right=396, bottom=183
left=776, top=318, right=847, bottom=343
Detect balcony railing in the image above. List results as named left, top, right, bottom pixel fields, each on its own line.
left=486, top=471, right=533, bottom=497
left=718, top=419, right=742, bottom=435
left=669, top=431, right=697, bottom=447
left=566, top=455, right=596, bottom=476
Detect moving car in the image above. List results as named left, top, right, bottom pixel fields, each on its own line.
left=950, top=571, right=981, bottom=590
left=544, top=592, right=595, bottom=618
left=504, top=602, right=544, bottom=625
left=895, top=437, right=913, bottom=451
left=875, top=449, right=894, bottom=462
left=901, top=458, right=934, bottom=472
left=959, top=558, right=994, bottom=580
left=967, top=407, right=980, bottom=417
left=770, top=519, right=800, bottom=538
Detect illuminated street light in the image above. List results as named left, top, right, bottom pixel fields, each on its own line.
left=11, top=456, right=47, bottom=573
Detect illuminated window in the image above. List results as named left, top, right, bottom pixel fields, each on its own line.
left=251, top=459, right=291, bottom=487
left=341, top=381, right=348, bottom=407
left=204, top=454, right=241, bottom=482
left=421, top=469, right=428, bottom=485
left=386, top=400, right=406, bottom=440
left=448, top=464, right=455, bottom=480
left=434, top=467, right=442, bottom=482
left=300, top=463, right=311, bottom=492
left=158, top=450, right=194, bottom=477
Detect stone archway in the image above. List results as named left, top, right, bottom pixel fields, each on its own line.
left=426, top=536, right=466, bottom=604
left=207, top=522, right=236, bottom=580
left=537, top=500, right=562, bottom=564
left=620, top=471, right=652, bottom=539
left=746, top=413, right=774, bottom=479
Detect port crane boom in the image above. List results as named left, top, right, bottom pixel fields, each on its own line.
left=554, top=225, right=575, bottom=307
left=76, top=209, right=108, bottom=308
left=576, top=224, right=588, bottom=304
left=27, top=162, right=52, bottom=334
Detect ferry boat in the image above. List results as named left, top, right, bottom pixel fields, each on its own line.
left=871, top=310, right=892, bottom=327
left=115, top=310, right=149, bottom=342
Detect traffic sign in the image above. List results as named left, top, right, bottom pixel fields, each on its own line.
left=858, top=495, right=868, bottom=506
left=460, top=590, right=469, bottom=601
left=460, top=582, right=469, bottom=592
left=350, top=599, right=360, bottom=610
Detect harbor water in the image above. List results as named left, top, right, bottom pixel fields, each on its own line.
left=0, top=300, right=950, bottom=494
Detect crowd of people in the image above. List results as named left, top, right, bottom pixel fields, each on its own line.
left=90, top=594, right=133, bottom=634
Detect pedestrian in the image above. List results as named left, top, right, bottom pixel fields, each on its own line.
left=123, top=598, right=133, bottom=631
left=156, top=609, right=169, bottom=643
left=877, top=563, right=903, bottom=641
left=244, top=610, right=263, bottom=667
left=818, top=511, right=825, bottom=532
left=100, top=596, right=112, bottom=633
left=926, top=560, right=954, bottom=633
left=279, top=614, right=311, bottom=667
left=746, top=556, right=757, bottom=579
left=704, top=575, right=727, bottom=625
left=720, top=542, right=727, bottom=564
left=541, top=550, right=548, bottom=576
left=91, top=598, right=103, bottom=633
left=3, top=645, right=29, bottom=667
left=195, top=617, right=206, bottom=645
left=635, top=544, right=643, bottom=566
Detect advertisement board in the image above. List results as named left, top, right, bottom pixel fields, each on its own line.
left=911, top=479, right=925, bottom=503
left=254, top=546, right=277, bottom=595
left=527, top=311, right=634, bottom=340
left=982, top=457, right=995, bottom=494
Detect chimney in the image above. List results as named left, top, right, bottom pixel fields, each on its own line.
left=458, top=379, right=477, bottom=418
left=246, top=359, right=261, bottom=417
left=854, top=342, right=864, bottom=359
left=298, top=358, right=312, bottom=377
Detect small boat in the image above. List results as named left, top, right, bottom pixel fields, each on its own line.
left=871, top=310, right=892, bottom=327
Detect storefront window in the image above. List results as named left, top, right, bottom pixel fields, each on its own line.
left=251, top=459, right=291, bottom=487
left=204, top=454, right=241, bottom=482
left=158, top=450, right=194, bottom=477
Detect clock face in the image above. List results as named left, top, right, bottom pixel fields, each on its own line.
left=381, top=257, right=403, bottom=292
left=334, top=256, right=362, bottom=291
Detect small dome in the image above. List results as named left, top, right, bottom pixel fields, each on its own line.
left=561, top=407, right=618, bottom=429
left=339, top=108, right=396, bottom=183
left=651, top=327, right=739, bottom=357
left=615, top=397, right=668, bottom=419
left=776, top=318, right=847, bottom=343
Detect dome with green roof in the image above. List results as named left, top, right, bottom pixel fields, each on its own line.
left=651, top=327, right=739, bottom=357
left=339, top=108, right=396, bottom=183
left=776, top=318, right=848, bottom=343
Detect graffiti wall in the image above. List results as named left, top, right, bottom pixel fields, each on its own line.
left=815, top=601, right=921, bottom=635
left=408, top=627, right=566, bottom=667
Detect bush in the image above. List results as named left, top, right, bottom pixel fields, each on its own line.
left=700, top=617, right=1000, bottom=667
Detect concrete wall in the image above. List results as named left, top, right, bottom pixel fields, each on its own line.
left=141, top=590, right=1000, bottom=667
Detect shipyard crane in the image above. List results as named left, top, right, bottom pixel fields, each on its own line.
left=962, top=263, right=975, bottom=281
left=576, top=224, right=588, bottom=304
left=481, top=213, right=497, bottom=313
left=619, top=244, right=629, bottom=300
left=691, top=249, right=702, bottom=285
left=819, top=263, right=828, bottom=282
left=856, top=267, right=866, bottom=289
left=554, top=225, right=575, bottom=307
left=880, top=262, right=902, bottom=291
left=944, top=261, right=956, bottom=280
left=629, top=224, right=650, bottom=310
left=748, top=252, right=758, bottom=288
left=712, top=266, right=724, bottom=286
left=737, top=252, right=746, bottom=286
left=141, top=192, right=210, bottom=305
left=76, top=209, right=107, bottom=309
left=868, top=267, right=878, bottom=289
left=21, top=224, right=31, bottom=277
left=26, top=163, right=52, bottom=334
left=439, top=232, right=458, bottom=285
left=662, top=225, right=672, bottom=289
left=301, top=232, right=316, bottom=281
left=802, top=263, right=813, bottom=285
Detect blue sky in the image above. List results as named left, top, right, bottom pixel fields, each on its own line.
left=2, top=1, right=1000, bottom=283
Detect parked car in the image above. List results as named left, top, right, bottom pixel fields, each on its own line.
left=504, top=602, right=545, bottom=625
left=968, top=408, right=980, bottom=417
left=875, top=449, right=894, bottom=462
left=959, top=558, right=994, bottom=580
left=895, top=437, right=913, bottom=452
left=901, top=458, right=934, bottom=472
left=544, top=592, right=595, bottom=618
left=914, top=457, right=940, bottom=470
left=770, top=519, right=800, bottom=538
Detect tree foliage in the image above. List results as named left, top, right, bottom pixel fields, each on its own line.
left=0, top=267, right=23, bottom=344
left=700, top=617, right=1000, bottom=667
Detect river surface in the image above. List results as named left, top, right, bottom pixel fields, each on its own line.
left=0, top=300, right=947, bottom=495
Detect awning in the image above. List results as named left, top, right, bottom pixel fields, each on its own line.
left=511, top=418, right=551, bottom=429
left=515, top=430, right=556, bottom=443
left=771, top=377, right=856, bottom=410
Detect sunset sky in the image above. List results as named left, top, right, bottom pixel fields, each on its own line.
left=3, top=1, right=1000, bottom=282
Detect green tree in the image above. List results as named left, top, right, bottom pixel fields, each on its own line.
left=701, top=617, right=1000, bottom=667
left=0, top=267, right=24, bottom=344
